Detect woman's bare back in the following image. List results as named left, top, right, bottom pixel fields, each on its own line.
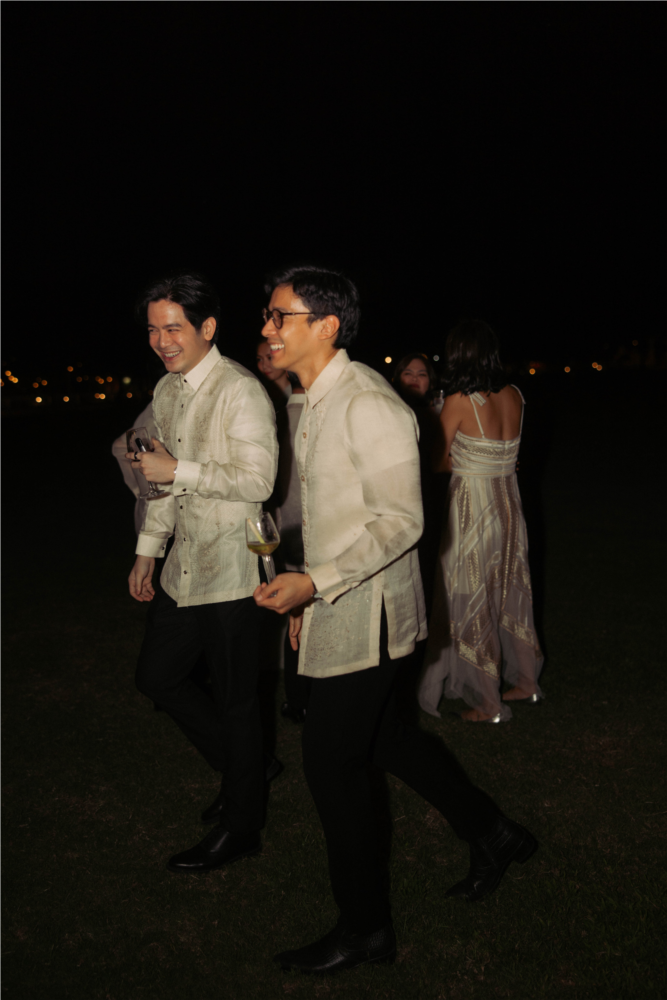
left=454, top=385, right=523, bottom=441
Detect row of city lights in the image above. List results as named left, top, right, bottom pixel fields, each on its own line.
left=378, top=358, right=602, bottom=376
left=1, top=352, right=617, bottom=404
left=33, top=391, right=134, bottom=404
left=380, top=357, right=604, bottom=375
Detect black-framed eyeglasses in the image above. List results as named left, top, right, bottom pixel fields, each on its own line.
left=262, top=307, right=315, bottom=330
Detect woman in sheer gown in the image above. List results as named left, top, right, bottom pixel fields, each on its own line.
left=419, top=321, right=544, bottom=723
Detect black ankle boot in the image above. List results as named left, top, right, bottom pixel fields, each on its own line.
left=446, top=815, right=538, bottom=902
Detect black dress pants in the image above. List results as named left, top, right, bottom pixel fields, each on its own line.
left=135, top=582, right=265, bottom=833
left=301, top=614, right=500, bottom=934
left=283, top=626, right=312, bottom=713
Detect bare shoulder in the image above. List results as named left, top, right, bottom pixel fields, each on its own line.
left=503, top=384, right=524, bottom=410
left=442, top=391, right=468, bottom=413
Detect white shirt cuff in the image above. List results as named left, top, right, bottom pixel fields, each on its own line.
left=136, top=533, right=169, bottom=558
left=309, top=562, right=350, bottom=603
left=172, top=459, right=200, bottom=496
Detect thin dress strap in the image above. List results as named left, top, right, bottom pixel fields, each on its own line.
left=469, top=392, right=486, bottom=438
left=511, top=384, right=526, bottom=435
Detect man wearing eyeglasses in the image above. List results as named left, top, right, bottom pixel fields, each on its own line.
left=254, top=265, right=537, bottom=975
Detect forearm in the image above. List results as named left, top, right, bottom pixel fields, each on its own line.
left=135, top=493, right=175, bottom=559
left=172, top=453, right=276, bottom=502
left=314, top=392, right=423, bottom=602
left=310, top=509, right=423, bottom=603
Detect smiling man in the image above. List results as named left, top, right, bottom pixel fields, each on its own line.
left=254, top=265, right=537, bottom=974
left=128, top=272, right=278, bottom=874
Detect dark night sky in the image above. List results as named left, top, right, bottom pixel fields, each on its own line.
left=3, top=3, right=665, bottom=376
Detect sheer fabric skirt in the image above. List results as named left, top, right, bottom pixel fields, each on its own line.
left=419, top=472, right=543, bottom=721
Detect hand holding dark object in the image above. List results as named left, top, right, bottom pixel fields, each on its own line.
left=125, top=437, right=177, bottom=484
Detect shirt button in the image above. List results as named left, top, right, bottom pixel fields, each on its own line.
left=183, top=570, right=187, bottom=574
left=303, top=432, right=307, bottom=438
left=180, top=505, right=183, bottom=509
left=305, top=561, right=309, bottom=567
left=303, top=519, right=307, bottom=526
left=177, top=438, right=181, bottom=442
left=182, top=488, right=186, bottom=492
left=181, top=404, right=184, bottom=408
left=301, top=475, right=305, bottom=481
left=183, top=537, right=186, bottom=541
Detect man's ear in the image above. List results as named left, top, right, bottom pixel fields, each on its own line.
left=202, top=317, right=217, bottom=342
left=317, top=315, right=340, bottom=344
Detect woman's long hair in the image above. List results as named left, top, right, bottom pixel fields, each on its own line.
left=442, top=320, right=508, bottom=396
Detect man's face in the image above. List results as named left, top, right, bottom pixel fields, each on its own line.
left=256, top=341, right=285, bottom=382
left=261, top=285, right=317, bottom=372
left=147, top=300, right=214, bottom=376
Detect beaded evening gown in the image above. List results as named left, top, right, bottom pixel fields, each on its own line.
left=418, top=389, right=543, bottom=722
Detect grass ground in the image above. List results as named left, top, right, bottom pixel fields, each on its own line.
left=2, top=373, right=666, bottom=999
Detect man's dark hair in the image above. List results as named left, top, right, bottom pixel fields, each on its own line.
left=442, top=320, right=509, bottom=396
left=264, top=265, right=360, bottom=349
left=136, top=273, right=221, bottom=344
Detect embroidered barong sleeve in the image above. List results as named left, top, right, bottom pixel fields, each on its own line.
left=172, top=379, right=277, bottom=502
left=309, top=391, right=424, bottom=603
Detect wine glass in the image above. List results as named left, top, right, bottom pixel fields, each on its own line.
left=126, top=427, right=171, bottom=501
left=430, top=389, right=445, bottom=415
left=246, top=512, right=280, bottom=584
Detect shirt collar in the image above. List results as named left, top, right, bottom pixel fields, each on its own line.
left=180, top=344, right=221, bottom=391
left=306, top=350, right=350, bottom=408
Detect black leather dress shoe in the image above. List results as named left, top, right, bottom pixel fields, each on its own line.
left=167, top=826, right=260, bottom=873
left=201, top=755, right=283, bottom=824
left=274, top=922, right=396, bottom=974
left=446, top=815, right=538, bottom=902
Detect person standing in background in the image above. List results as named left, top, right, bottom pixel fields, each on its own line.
left=419, top=320, right=544, bottom=723
left=111, top=401, right=159, bottom=534
left=128, top=272, right=278, bottom=873
left=256, top=338, right=292, bottom=408
left=392, top=352, right=445, bottom=616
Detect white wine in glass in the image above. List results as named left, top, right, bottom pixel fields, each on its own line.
left=246, top=513, right=280, bottom=583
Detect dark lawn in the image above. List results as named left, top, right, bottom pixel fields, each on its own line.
left=2, top=373, right=666, bottom=999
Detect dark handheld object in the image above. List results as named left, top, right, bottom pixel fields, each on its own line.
left=135, top=437, right=148, bottom=452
